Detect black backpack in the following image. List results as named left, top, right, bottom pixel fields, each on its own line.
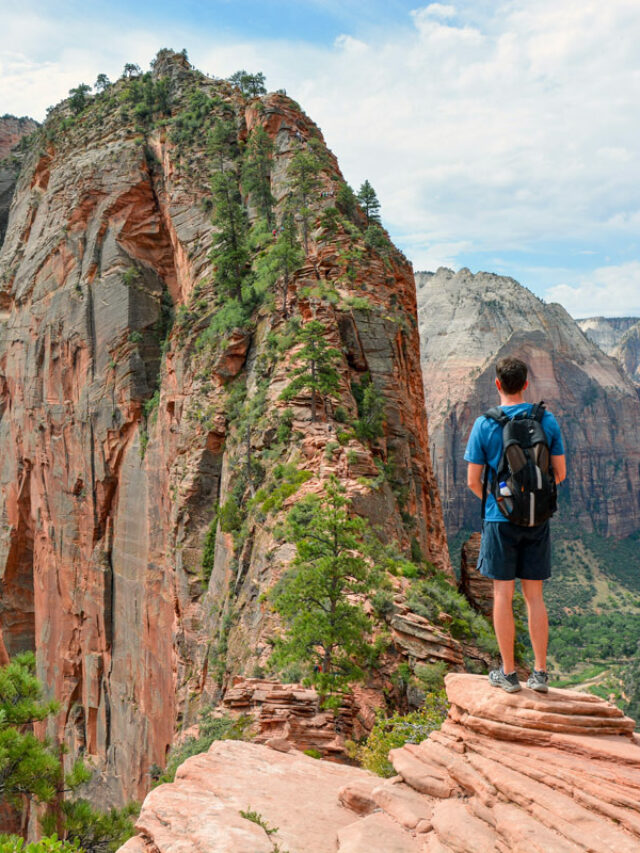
left=481, top=401, right=557, bottom=527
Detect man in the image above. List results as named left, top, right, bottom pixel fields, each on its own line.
left=464, top=356, right=566, bottom=693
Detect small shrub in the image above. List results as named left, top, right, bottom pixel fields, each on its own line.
left=303, top=748, right=322, bottom=759
left=0, top=837, right=80, bottom=853
left=350, top=692, right=448, bottom=777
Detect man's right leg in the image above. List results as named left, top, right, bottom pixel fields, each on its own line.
left=493, top=579, right=516, bottom=674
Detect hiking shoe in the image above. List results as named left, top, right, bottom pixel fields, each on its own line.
left=489, top=667, right=522, bottom=693
left=527, top=669, right=549, bottom=693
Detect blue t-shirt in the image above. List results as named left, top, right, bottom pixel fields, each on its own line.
left=464, top=403, right=565, bottom=522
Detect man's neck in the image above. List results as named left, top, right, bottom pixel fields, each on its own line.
left=498, top=393, right=527, bottom=406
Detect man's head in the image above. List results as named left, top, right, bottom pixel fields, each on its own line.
left=496, top=356, right=528, bottom=395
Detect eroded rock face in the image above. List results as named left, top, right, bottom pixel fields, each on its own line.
left=612, top=320, right=640, bottom=387
left=416, top=268, right=640, bottom=537
left=0, top=54, right=449, bottom=804
left=0, top=115, right=38, bottom=248
left=121, top=673, right=640, bottom=852
left=578, top=316, right=640, bottom=388
left=577, top=316, right=638, bottom=354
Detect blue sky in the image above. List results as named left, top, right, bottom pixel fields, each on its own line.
left=2, top=1, right=640, bottom=317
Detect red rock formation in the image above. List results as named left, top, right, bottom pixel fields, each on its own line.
left=121, top=672, right=640, bottom=852
left=458, top=532, right=493, bottom=617
left=0, top=53, right=449, bottom=804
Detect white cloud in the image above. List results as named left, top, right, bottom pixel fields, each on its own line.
left=1, top=1, right=640, bottom=313
left=546, top=262, right=640, bottom=318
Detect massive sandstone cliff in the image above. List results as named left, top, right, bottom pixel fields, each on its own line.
left=0, top=115, right=39, bottom=246
left=0, top=51, right=451, bottom=804
left=120, top=672, right=640, bottom=852
left=416, top=267, right=640, bottom=537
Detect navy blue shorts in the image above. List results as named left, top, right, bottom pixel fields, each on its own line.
left=477, top=520, right=551, bottom=581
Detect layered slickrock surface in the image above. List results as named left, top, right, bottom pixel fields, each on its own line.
left=120, top=673, right=640, bottom=852
left=416, top=267, right=640, bottom=537
left=0, top=52, right=450, bottom=804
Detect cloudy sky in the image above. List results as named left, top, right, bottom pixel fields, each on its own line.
left=1, top=0, right=639, bottom=317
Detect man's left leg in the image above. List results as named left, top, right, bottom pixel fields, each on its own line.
left=521, top=579, right=548, bottom=672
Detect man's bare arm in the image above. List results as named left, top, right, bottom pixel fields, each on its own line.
left=467, top=462, right=484, bottom=499
left=551, top=454, right=566, bottom=484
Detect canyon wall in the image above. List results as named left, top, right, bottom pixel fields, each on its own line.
left=579, top=316, right=640, bottom=388
left=416, top=267, right=640, bottom=537
left=0, top=52, right=449, bottom=805
left=0, top=115, right=39, bottom=246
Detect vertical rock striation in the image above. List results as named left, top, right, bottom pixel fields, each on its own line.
left=0, top=52, right=449, bottom=804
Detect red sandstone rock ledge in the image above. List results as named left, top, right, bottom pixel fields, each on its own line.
left=119, top=674, right=640, bottom=852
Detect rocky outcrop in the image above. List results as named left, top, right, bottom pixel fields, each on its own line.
left=0, top=115, right=38, bottom=247
left=0, top=52, right=449, bottom=804
left=577, top=316, right=638, bottom=354
left=220, top=676, right=356, bottom=759
left=612, top=320, right=640, bottom=387
left=416, top=268, right=640, bottom=537
left=121, top=673, right=640, bottom=852
left=578, top=316, right=640, bottom=388
left=458, top=533, right=492, bottom=617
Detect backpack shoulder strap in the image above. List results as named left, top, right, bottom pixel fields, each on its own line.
left=480, top=407, right=508, bottom=520
left=484, top=406, right=510, bottom=427
left=530, top=400, right=546, bottom=422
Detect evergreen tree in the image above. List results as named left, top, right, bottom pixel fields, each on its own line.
left=352, top=373, right=386, bottom=442
left=94, top=74, right=111, bottom=93
left=122, top=63, right=141, bottom=79
left=279, top=320, right=342, bottom=422
left=254, top=207, right=303, bottom=317
left=288, top=142, right=324, bottom=255
left=208, top=121, right=250, bottom=303
left=0, top=652, right=60, bottom=810
left=268, top=476, right=381, bottom=695
left=335, top=182, right=357, bottom=221
left=68, top=84, right=91, bottom=115
left=0, top=654, right=136, bottom=849
left=227, top=70, right=267, bottom=97
left=357, top=180, right=381, bottom=225
left=242, top=125, right=276, bottom=227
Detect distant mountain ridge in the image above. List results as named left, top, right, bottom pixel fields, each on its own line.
left=416, top=267, right=640, bottom=538
left=578, top=316, right=640, bottom=388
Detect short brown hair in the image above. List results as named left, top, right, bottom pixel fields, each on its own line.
left=496, top=357, right=528, bottom=394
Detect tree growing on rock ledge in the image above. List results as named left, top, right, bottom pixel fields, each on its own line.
left=279, top=319, right=342, bottom=422
left=267, top=476, right=386, bottom=706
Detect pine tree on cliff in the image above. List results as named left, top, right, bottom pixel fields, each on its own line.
left=242, top=124, right=276, bottom=228
left=208, top=120, right=250, bottom=303
left=228, top=70, right=267, bottom=97
left=357, top=179, right=381, bottom=225
left=254, top=205, right=303, bottom=318
left=279, top=319, right=342, bottom=421
left=0, top=653, right=137, bottom=847
left=288, top=139, right=325, bottom=255
left=0, top=652, right=61, bottom=809
left=267, top=476, right=382, bottom=701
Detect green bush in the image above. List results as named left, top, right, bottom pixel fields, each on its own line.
left=0, top=837, right=80, bottom=853
left=348, top=692, right=448, bottom=777
left=406, top=573, right=499, bottom=658
left=219, top=499, right=242, bottom=532
left=154, top=713, right=251, bottom=785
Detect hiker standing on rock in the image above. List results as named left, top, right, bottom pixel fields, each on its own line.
left=464, top=356, right=566, bottom=693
